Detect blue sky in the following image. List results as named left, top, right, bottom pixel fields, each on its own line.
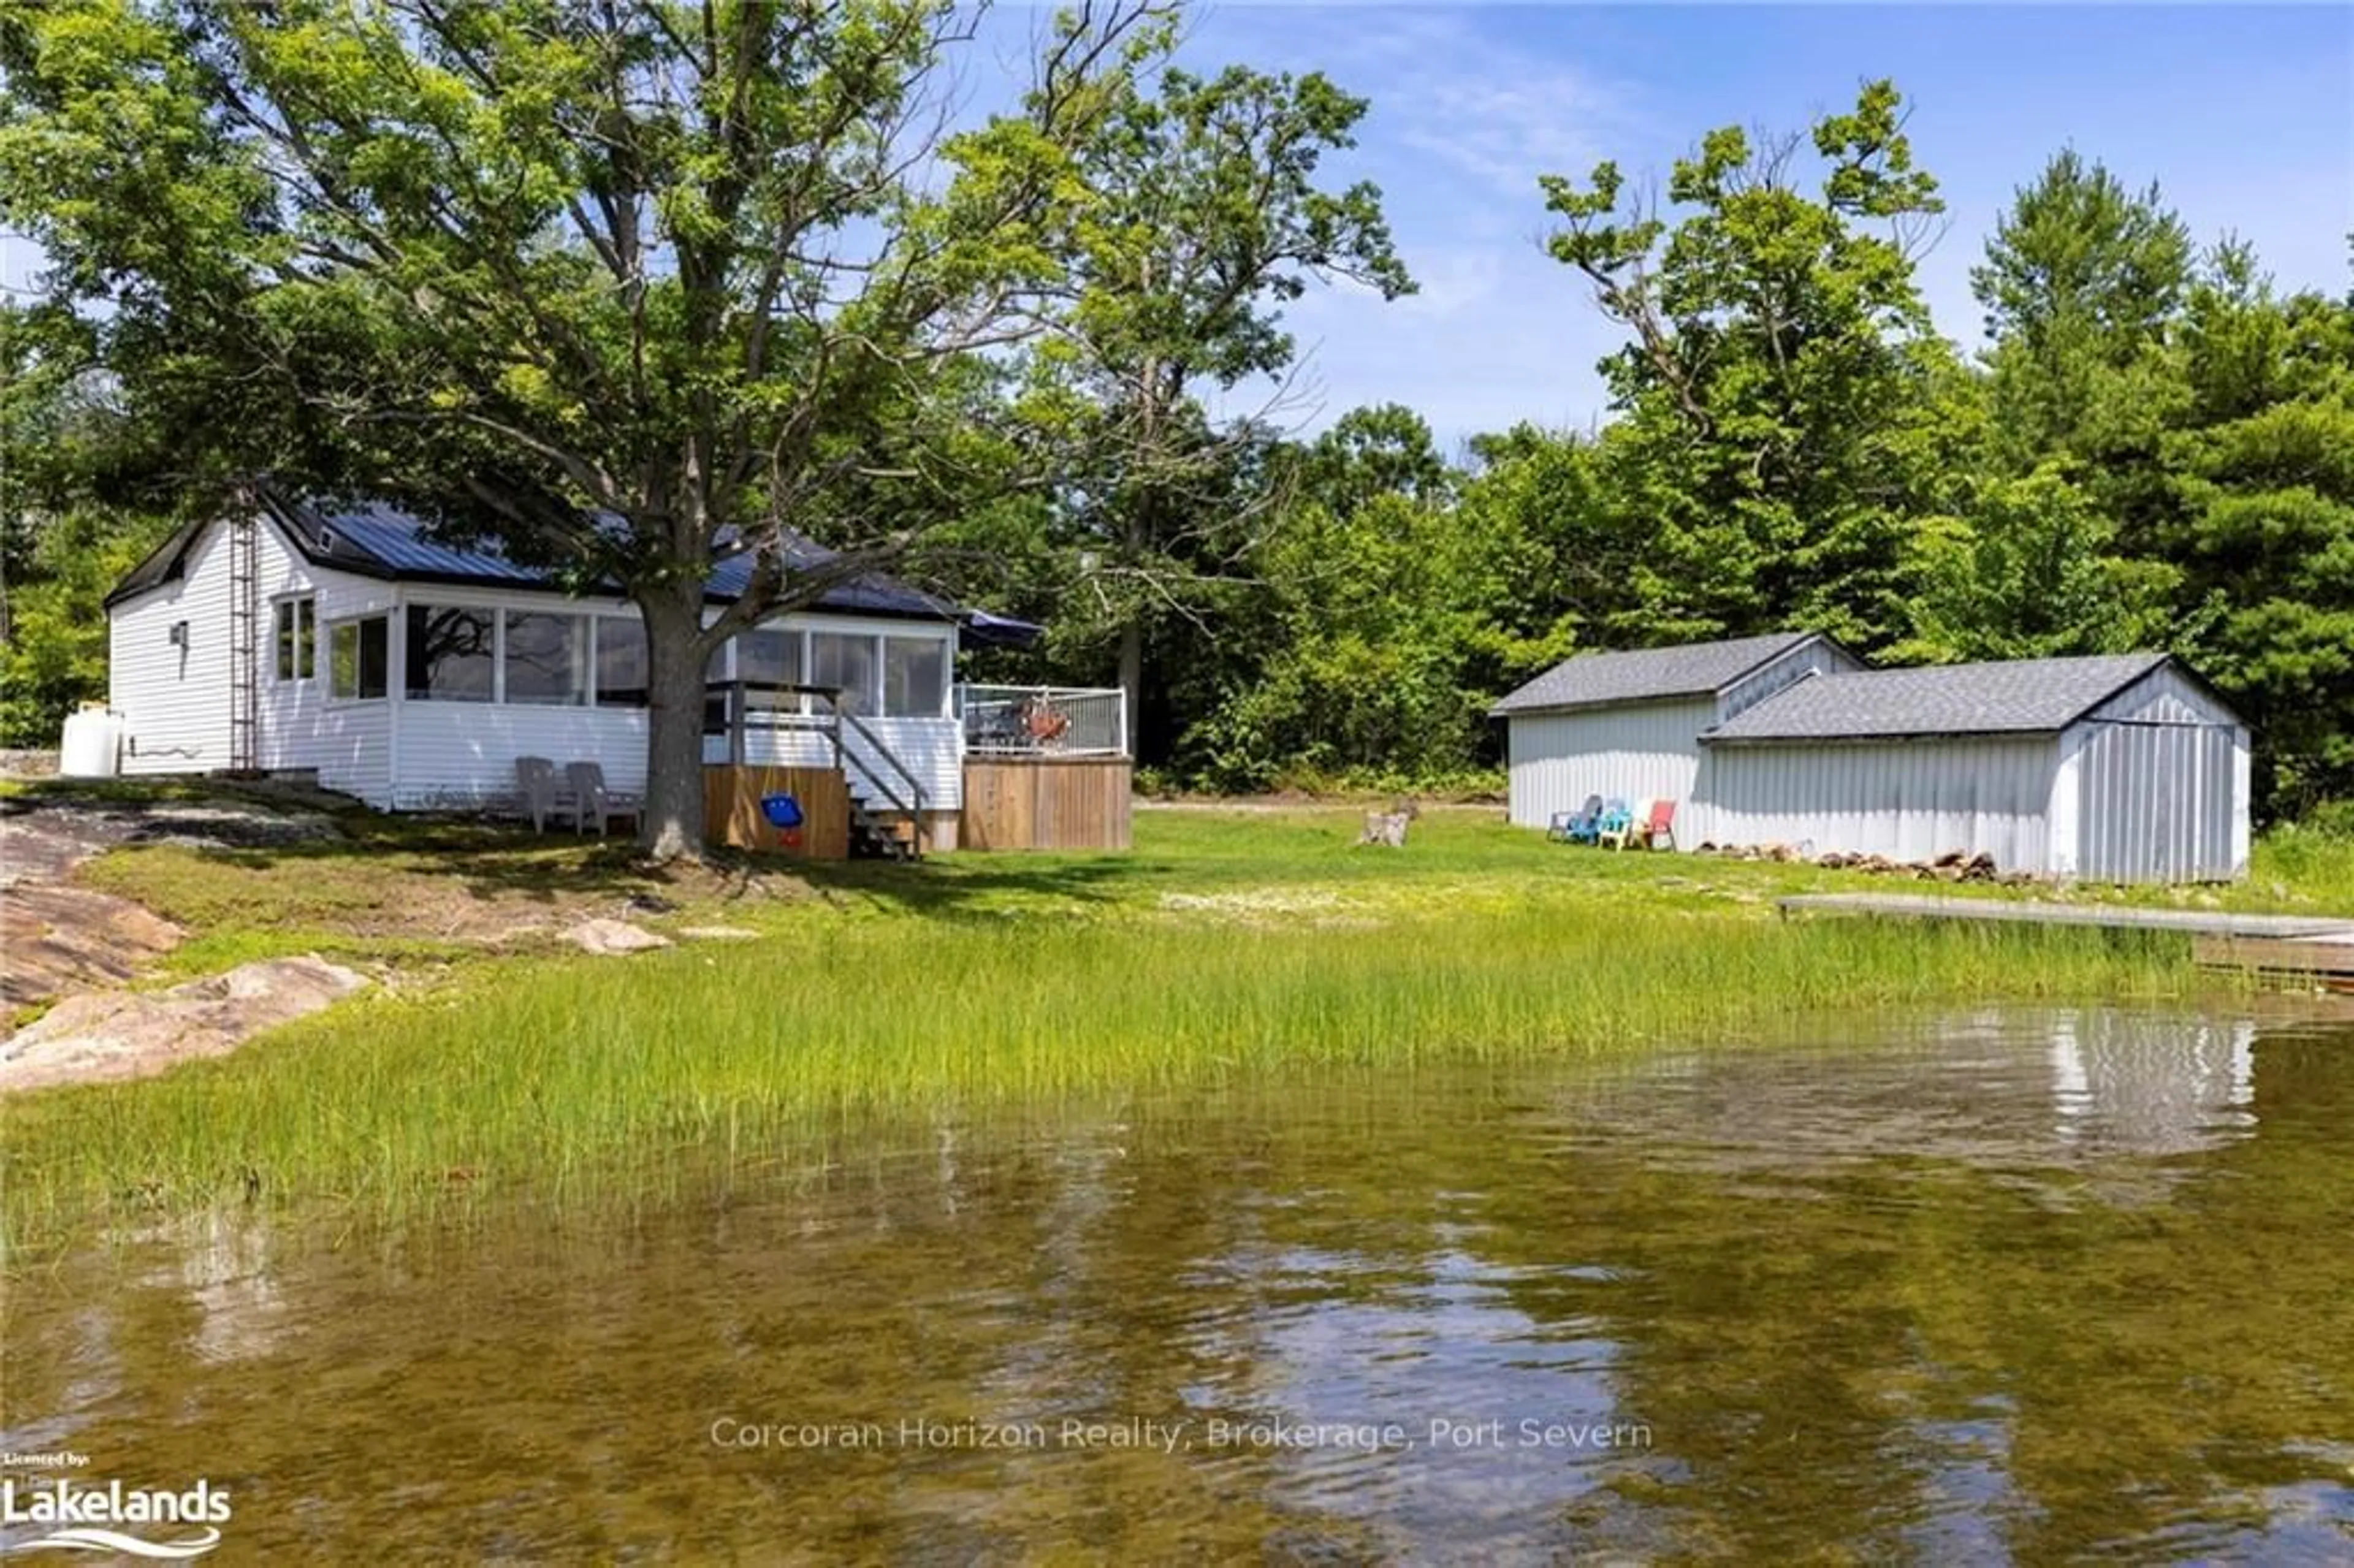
left=1172, top=4, right=2354, bottom=449
left=4, top=5, right=2344, bottom=455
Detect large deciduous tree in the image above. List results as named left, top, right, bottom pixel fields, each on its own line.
left=0, top=0, right=1167, bottom=857
left=1028, top=61, right=1412, bottom=756
left=1539, top=81, right=1954, bottom=651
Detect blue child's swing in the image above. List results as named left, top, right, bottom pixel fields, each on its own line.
left=760, top=793, right=805, bottom=848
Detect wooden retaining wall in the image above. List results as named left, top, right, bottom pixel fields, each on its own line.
left=704, top=766, right=851, bottom=859
left=962, top=758, right=1132, bottom=851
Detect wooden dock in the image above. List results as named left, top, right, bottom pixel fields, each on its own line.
left=1776, top=893, right=2354, bottom=989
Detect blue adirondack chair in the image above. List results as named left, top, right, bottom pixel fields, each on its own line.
left=1548, top=794, right=1606, bottom=844
left=1596, top=797, right=1634, bottom=849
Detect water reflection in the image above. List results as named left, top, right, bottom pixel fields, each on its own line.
left=3, top=1007, right=2350, bottom=1562
left=2046, top=1008, right=2255, bottom=1153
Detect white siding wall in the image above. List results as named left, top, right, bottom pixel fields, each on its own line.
left=395, top=704, right=651, bottom=809
left=1502, top=641, right=1855, bottom=834
left=109, top=530, right=234, bottom=774
left=110, top=528, right=968, bottom=815
left=845, top=718, right=960, bottom=813
left=2047, top=730, right=2085, bottom=875
left=1505, top=698, right=1714, bottom=829
left=2230, top=734, right=2252, bottom=875
left=387, top=588, right=965, bottom=812
left=256, top=523, right=397, bottom=805
left=1692, top=737, right=2062, bottom=871
left=2069, top=665, right=2247, bottom=883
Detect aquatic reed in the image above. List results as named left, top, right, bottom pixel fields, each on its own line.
left=2, top=880, right=2186, bottom=1250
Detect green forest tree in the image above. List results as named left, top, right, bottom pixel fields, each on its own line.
left=1187, top=406, right=1569, bottom=788
left=1026, top=59, right=1412, bottom=758
left=2163, top=251, right=2354, bottom=815
left=1, top=0, right=1178, bottom=855
left=1537, top=81, right=1956, bottom=651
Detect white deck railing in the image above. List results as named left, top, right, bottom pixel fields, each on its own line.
left=956, top=683, right=1127, bottom=758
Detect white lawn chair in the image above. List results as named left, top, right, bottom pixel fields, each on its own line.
left=564, top=760, right=644, bottom=838
left=514, top=756, right=573, bottom=834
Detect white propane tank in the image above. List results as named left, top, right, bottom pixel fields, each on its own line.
left=59, top=706, right=124, bottom=778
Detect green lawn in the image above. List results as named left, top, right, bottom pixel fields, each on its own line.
left=5, top=792, right=2334, bottom=1253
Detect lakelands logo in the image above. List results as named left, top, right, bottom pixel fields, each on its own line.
left=0, top=1478, right=230, bottom=1559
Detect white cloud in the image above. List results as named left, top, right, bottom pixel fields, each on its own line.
left=1180, top=8, right=1643, bottom=440
left=1205, top=8, right=1647, bottom=207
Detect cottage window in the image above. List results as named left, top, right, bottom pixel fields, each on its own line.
left=405, top=605, right=495, bottom=702
left=882, top=636, right=947, bottom=717
left=504, top=611, right=588, bottom=706
left=274, top=598, right=315, bottom=681
left=593, top=617, right=647, bottom=708
left=329, top=615, right=388, bottom=701
left=809, top=631, right=878, bottom=717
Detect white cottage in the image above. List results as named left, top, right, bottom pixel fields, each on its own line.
left=99, top=493, right=1069, bottom=851
left=1492, top=632, right=1859, bottom=832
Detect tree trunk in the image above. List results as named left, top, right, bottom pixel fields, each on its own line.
left=1117, top=619, right=1143, bottom=759
left=639, top=584, right=710, bottom=861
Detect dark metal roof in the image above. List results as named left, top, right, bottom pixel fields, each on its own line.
left=106, top=494, right=1013, bottom=634
left=303, top=501, right=549, bottom=586
left=1490, top=632, right=1822, bottom=717
left=700, top=545, right=949, bottom=619
left=99, top=516, right=210, bottom=608
left=1702, top=653, right=2177, bottom=744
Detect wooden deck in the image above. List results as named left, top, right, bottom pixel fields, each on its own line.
left=961, top=756, right=1132, bottom=851
left=1777, top=893, right=2354, bottom=987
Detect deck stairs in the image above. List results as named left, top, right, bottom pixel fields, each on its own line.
left=706, top=680, right=930, bottom=861
left=840, top=729, right=926, bottom=862
left=846, top=788, right=921, bottom=862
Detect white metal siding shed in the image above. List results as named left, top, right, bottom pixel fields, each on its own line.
left=1491, top=633, right=1859, bottom=832
left=1696, top=654, right=2249, bottom=881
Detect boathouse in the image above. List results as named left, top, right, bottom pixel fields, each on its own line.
left=1499, top=639, right=2250, bottom=882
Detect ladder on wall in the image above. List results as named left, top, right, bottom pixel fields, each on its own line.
left=226, top=514, right=258, bottom=772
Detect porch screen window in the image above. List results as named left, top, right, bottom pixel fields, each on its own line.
left=703, top=643, right=735, bottom=731
left=882, top=637, right=947, bottom=717
left=329, top=615, right=388, bottom=701
left=405, top=605, right=494, bottom=701
left=809, top=632, right=877, bottom=717
left=739, top=627, right=802, bottom=691
left=504, top=611, right=588, bottom=706
left=594, top=617, right=647, bottom=708
left=274, top=598, right=314, bottom=681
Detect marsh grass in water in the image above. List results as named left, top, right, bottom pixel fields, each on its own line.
left=6, top=794, right=2305, bottom=1250
left=3, top=885, right=2191, bottom=1250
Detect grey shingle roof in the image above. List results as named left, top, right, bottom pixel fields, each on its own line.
left=1702, top=653, right=2173, bottom=743
left=1490, top=633, right=1819, bottom=716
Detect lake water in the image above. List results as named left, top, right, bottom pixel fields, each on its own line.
left=4, top=1007, right=2350, bottom=1562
